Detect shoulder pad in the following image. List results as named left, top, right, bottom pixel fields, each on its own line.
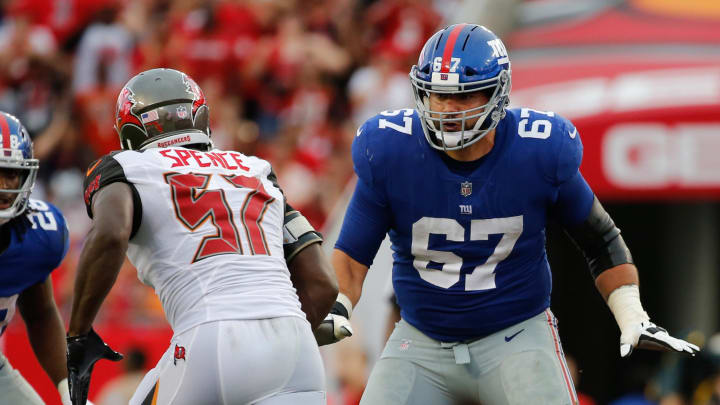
left=352, top=109, right=420, bottom=186
left=25, top=199, right=69, bottom=268
left=83, top=151, right=129, bottom=209
left=25, top=199, right=68, bottom=233
left=83, top=151, right=143, bottom=237
left=509, top=108, right=583, bottom=184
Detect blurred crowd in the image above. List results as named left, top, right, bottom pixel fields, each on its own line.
left=0, top=0, right=442, bottom=327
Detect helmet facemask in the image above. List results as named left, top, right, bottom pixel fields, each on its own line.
left=0, top=150, right=38, bottom=225
left=411, top=68, right=511, bottom=151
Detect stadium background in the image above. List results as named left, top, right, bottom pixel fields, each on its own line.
left=1, top=0, right=719, bottom=404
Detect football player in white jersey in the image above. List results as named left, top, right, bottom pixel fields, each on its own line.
left=66, top=69, right=338, bottom=405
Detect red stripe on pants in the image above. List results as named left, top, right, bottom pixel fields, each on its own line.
left=545, top=310, right=578, bottom=405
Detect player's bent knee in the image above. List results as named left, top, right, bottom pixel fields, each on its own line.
left=498, top=350, right=575, bottom=405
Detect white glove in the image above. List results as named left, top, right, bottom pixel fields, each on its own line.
left=608, top=285, right=700, bottom=357
left=619, top=321, right=699, bottom=357
left=314, top=293, right=354, bottom=346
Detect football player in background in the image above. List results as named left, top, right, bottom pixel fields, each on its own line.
left=66, top=68, right=338, bottom=405
left=0, top=112, right=75, bottom=405
left=318, top=24, right=699, bottom=404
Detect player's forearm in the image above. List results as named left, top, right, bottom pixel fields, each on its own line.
left=594, top=263, right=640, bottom=301
left=68, top=229, right=127, bottom=335
left=332, top=249, right=368, bottom=306
left=288, top=243, right=339, bottom=329
left=295, top=282, right=337, bottom=330
left=17, top=279, right=68, bottom=385
left=25, top=306, right=68, bottom=385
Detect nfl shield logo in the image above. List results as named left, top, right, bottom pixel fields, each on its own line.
left=176, top=106, right=188, bottom=119
left=460, top=181, right=472, bottom=197
left=440, top=73, right=448, bottom=80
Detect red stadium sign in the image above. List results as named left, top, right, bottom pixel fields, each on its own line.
left=508, top=7, right=720, bottom=200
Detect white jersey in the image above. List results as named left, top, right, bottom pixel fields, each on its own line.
left=83, top=147, right=305, bottom=334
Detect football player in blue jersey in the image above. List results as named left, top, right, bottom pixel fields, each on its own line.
left=316, top=24, right=699, bottom=404
left=0, top=112, right=75, bottom=404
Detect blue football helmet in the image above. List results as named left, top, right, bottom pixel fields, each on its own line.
left=410, top=24, right=511, bottom=151
left=0, top=112, right=38, bottom=225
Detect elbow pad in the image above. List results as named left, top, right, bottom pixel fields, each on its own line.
left=283, top=210, right=323, bottom=262
left=564, top=196, right=633, bottom=278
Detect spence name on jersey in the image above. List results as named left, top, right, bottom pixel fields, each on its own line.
left=0, top=199, right=68, bottom=335
left=83, top=148, right=306, bottom=335
left=335, top=108, right=595, bottom=341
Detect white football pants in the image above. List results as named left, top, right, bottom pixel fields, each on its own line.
left=130, top=317, right=326, bottom=405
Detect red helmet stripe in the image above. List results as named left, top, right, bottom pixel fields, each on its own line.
left=440, top=23, right=467, bottom=73
left=0, top=114, right=10, bottom=150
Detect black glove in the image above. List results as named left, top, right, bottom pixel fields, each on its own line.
left=66, top=329, right=123, bottom=405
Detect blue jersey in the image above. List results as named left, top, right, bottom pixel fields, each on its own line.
left=335, top=108, right=595, bottom=341
left=0, top=199, right=69, bottom=335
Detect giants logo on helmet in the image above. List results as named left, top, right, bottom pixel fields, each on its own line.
left=486, top=39, right=509, bottom=65
left=182, top=74, right=206, bottom=123
left=116, top=87, right=144, bottom=130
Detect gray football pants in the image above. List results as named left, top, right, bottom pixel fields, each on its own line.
left=0, top=352, right=45, bottom=405
left=360, top=309, right=578, bottom=405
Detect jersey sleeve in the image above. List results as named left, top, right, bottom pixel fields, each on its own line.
left=334, top=117, right=392, bottom=266
left=351, top=118, right=378, bottom=187
left=554, top=117, right=584, bottom=184
left=47, top=203, right=70, bottom=269
left=334, top=178, right=391, bottom=267
left=543, top=114, right=594, bottom=226
left=266, top=165, right=290, bottom=215
left=83, top=152, right=143, bottom=238
left=24, top=200, right=70, bottom=274
left=550, top=171, right=594, bottom=227
left=534, top=112, right=584, bottom=185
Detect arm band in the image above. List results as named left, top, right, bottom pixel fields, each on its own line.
left=283, top=210, right=323, bottom=262
left=607, top=284, right=649, bottom=333
left=564, top=196, right=633, bottom=278
left=333, top=292, right=353, bottom=318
